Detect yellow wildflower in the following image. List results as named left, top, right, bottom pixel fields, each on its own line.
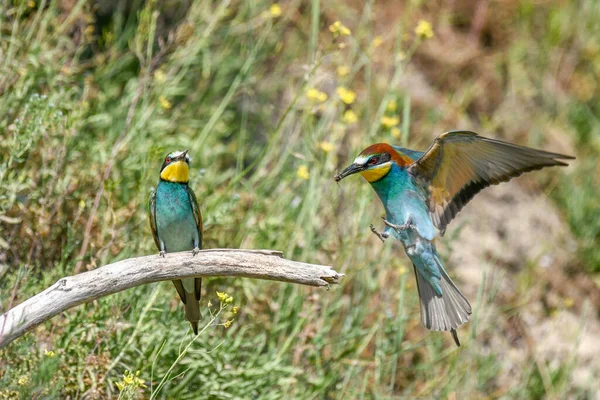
left=336, top=87, right=356, bottom=105
left=223, top=319, right=234, bottom=329
left=564, top=297, right=574, bottom=308
left=391, top=127, right=401, bottom=138
left=372, top=36, right=384, bottom=48
left=28, top=1, right=35, bottom=8
left=116, top=371, right=147, bottom=392
left=319, top=141, right=334, bottom=153
left=329, top=21, right=340, bottom=33
left=305, top=88, right=328, bottom=103
left=415, top=20, right=434, bottom=39
left=386, top=99, right=397, bottom=112
left=216, top=291, right=228, bottom=302
left=159, top=96, right=172, bottom=110
left=17, top=376, right=28, bottom=386
left=216, top=291, right=233, bottom=303
left=207, top=300, right=213, bottom=308
left=232, top=306, right=239, bottom=314
left=154, top=69, right=166, bottom=83
left=342, top=110, right=358, bottom=124
left=45, top=349, right=56, bottom=358
left=297, top=165, right=310, bottom=180
left=380, top=116, right=400, bottom=128
left=336, top=65, right=350, bottom=77
left=329, top=21, right=351, bottom=36
left=269, top=4, right=282, bottom=18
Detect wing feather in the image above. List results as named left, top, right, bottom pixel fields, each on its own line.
left=148, top=189, right=161, bottom=250
left=185, top=185, right=203, bottom=244
left=408, top=131, right=575, bottom=233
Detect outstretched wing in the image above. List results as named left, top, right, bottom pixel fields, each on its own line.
left=148, top=188, right=161, bottom=250
left=408, top=130, right=575, bottom=233
left=185, top=185, right=203, bottom=245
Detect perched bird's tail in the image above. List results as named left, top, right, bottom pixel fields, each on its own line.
left=413, top=261, right=471, bottom=346
left=172, top=278, right=202, bottom=335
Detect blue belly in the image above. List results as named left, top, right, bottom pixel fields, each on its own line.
left=155, top=181, right=199, bottom=252
left=370, top=163, right=436, bottom=241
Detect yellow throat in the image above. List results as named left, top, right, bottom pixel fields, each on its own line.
left=360, top=162, right=391, bottom=183
left=160, top=161, right=189, bottom=183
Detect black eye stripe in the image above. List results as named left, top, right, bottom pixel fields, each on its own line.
left=368, top=153, right=390, bottom=165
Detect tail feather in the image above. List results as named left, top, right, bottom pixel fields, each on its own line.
left=172, top=278, right=202, bottom=335
left=184, top=298, right=201, bottom=335
left=413, top=264, right=472, bottom=333
left=451, top=329, right=461, bottom=346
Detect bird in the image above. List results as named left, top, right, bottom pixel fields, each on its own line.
left=334, top=131, right=574, bottom=346
left=149, top=149, right=203, bottom=335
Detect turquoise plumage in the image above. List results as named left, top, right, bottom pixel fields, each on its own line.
left=153, top=181, right=201, bottom=253
left=149, top=150, right=203, bottom=335
left=335, top=131, right=574, bottom=345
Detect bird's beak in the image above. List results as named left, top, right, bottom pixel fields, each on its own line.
left=179, top=149, right=189, bottom=160
left=334, top=163, right=365, bottom=182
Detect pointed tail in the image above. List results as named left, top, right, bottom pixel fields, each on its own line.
left=413, top=263, right=471, bottom=346
left=172, top=278, right=202, bottom=335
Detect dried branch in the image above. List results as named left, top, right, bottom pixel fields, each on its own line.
left=0, top=249, right=343, bottom=349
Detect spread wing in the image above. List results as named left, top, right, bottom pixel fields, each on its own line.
left=408, top=130, right=575, bottom=233
left=185, top=185, right=203, bottom=244
left=148, top=188, right=161, bottom=250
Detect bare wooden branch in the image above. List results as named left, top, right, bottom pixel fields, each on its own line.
left=0, top=249, right=342, bottom=349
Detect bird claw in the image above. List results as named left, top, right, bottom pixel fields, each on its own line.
left=159, top=250, right=166, bottom=257
left=369, top=224, right=389, bottom=243
left=382, top=217, right=416, bottom=232
left=192, top=247, right=200, bottom=256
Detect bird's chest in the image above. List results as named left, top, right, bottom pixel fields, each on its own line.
left=155, top=183, right=197, bottom=251
left=371, top=173, right=436, bottom=241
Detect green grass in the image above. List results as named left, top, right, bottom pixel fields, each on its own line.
left=1, top=0, right=598, bottom=398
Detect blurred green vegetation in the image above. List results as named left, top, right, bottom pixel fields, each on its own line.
left=0, top=0, right=598, bottom=398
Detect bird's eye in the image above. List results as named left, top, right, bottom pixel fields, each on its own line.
left=368, top=157, right=378, bottom=165
left=166, top=157, right=171, bottom=163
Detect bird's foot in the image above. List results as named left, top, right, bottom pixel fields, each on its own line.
left=159, top=250, right=166, bottom=257
left=369, top=224, right=389, bottom=243
left=192, top=247, right=200, bottom=256
left=382, top=217, right=417, bottom=232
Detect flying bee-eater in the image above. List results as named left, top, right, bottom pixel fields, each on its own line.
left=335, top=131, right=574, bottom=346
left=149, top=150, right=203, bottom=335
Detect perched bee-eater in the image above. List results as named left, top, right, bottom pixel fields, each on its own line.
left=149, top=150, right=203, bottom=335
left=335, top=131, right=574, bottom=346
